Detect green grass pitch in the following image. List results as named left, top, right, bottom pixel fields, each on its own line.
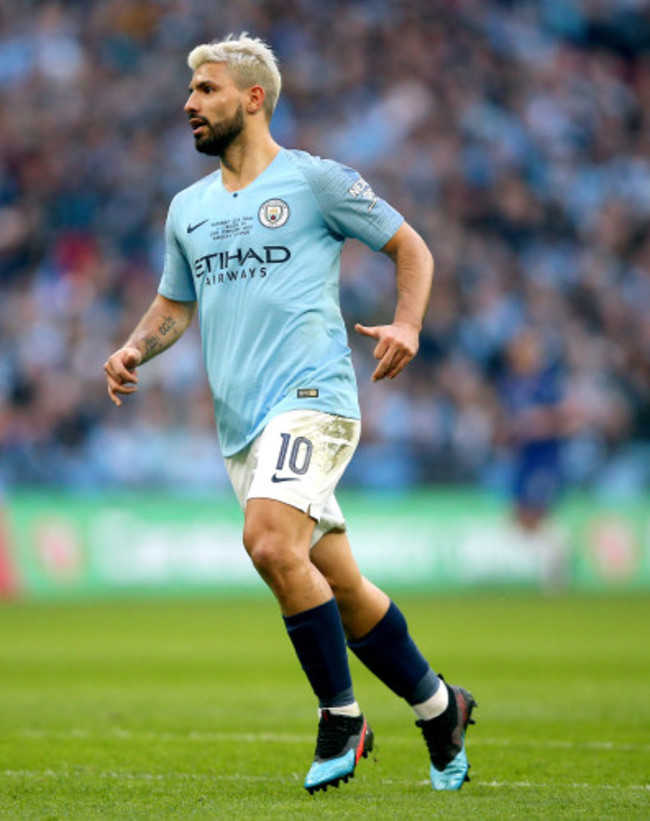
left=1, top=592, right=649, bottom=819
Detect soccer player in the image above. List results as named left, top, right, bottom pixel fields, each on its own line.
left=104, top=33, right=476, bottom=793
left=497, top=329, right=572, bottom=587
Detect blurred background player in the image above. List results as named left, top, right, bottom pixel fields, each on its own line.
left=495, top=329, right=576, bottom=588
left=104, top=34, right=476, bottom=793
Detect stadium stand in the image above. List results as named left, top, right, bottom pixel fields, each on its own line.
left=0, top=0, right=648, bottom=497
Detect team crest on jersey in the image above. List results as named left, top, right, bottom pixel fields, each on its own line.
left=259, top=198, right=290, bottom=228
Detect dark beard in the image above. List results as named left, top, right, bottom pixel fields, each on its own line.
left=193, top=104, right=245, bottom=156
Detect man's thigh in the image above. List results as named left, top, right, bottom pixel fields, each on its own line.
left=243, top=496, right=316, bottom=554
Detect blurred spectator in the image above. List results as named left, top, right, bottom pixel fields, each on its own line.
left=493, top=329, right=574, bottom=531
left=0, top=0, right=649, bottom=498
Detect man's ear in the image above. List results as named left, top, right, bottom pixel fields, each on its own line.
left=246, top=84, right=266, bottom=115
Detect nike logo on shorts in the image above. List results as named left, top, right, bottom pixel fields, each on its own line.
left=271, top=474, right=299, bottom=483
left=187, top=219, right=208, bottom=234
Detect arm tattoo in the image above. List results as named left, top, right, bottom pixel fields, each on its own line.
left=141, top=316, right=177, bottom=359
left=143, top=335, right=163, bottom=358
left=159, top=315, right=177, bottom=337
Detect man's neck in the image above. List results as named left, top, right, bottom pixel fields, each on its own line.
left=220, top=133, right=281, bottom=192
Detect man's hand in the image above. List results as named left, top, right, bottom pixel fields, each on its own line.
left=354, top=321, right=419, bottom=381
left=103, top=346, right=143, bottom=406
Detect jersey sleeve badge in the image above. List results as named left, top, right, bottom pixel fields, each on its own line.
left=347, top=178, right=378, bottom=212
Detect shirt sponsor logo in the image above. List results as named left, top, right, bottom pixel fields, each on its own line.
left=193, top=245, right=291, bottom=284
left=259, top=198, right=290, bottom=228
left=297, top=389, right=319, bottom=398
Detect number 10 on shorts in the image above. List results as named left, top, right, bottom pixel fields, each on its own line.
left=277, top=433, right=313, bottom=476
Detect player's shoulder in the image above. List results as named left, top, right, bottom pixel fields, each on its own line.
left=282, top=148, right=362, bottom=191
left=283, top=147, right=338, bottom=169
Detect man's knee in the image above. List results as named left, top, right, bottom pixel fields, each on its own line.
left=242, top=513, right=306, bottom=577
left=244, top=528, right=289, bottom=576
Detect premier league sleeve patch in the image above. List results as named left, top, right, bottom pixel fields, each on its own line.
left=259, top=198, right=290, bottom=228
left=348, top=177, right=378, bottom=212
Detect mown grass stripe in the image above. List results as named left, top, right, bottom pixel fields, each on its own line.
left=13, top=728, right=650, bottom=753
left=2, top=770, right=648, bottom=791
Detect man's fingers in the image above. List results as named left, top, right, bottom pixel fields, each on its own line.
left=104, top=361, right=139, bottom=385
left=372, top=348, right=413, bottom=381
left=354, top=323, right=381, bottom=340
left=372, top=336, right=390, bottom=361
left=356, top=322, right=419, bottom=380
left=107, top=381, right=138, bottom=405
left=371, top=346, right=400, bottom=381
left=104, top=348, right=144, bottom=408
left=106, top=378, right=122, bottom=407
left=386, top=350, right=411, bottom=379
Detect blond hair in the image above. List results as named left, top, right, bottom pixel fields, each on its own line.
left=188, top=33, right=281, bottom=119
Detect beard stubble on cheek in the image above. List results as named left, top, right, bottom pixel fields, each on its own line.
left=194, top=104, right=245, bottom=156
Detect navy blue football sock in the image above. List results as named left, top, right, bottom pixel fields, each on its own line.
left=348, top=600, right=439, bottom=705
left=283, top=598, right=355, bottom=709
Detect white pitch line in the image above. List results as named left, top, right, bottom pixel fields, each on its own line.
left=478, top=781, right=650, bottom=792
left=13, top=729, right=650, bottom=753
left=1, top=770, right=648, bottom=791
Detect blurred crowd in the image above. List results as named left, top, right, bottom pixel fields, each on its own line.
left=1, top=0, right=649, bottom=499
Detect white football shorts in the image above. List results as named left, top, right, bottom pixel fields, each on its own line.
left=225, top=410, right=361, bottom=547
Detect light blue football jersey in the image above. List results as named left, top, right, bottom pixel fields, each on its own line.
left=158, top=148, right=404, bottom=457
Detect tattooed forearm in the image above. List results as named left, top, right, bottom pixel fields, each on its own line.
left=143, top=335, right=163, bottom=358
left=159, top=315, right=177, bottom=337
left=139, top=317, right=178, bottom=361
left=123, top=296, right=196, bottom=365
left=142, top=316, right=178, bottom=359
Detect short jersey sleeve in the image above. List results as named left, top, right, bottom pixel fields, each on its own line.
left=158, top=196, right=196, bottom=302
left=287, top=151, right=404, bottom=251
